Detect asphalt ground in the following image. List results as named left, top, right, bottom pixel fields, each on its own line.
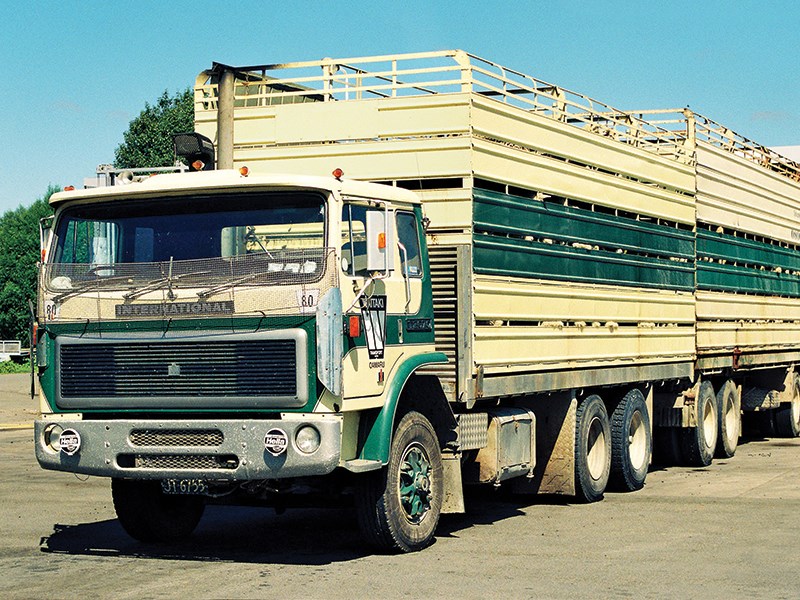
left=3, top=373, right=800, bottom=598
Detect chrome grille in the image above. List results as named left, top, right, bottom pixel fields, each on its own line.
left=55, top=330, right=308, bottom=410
left=125, top=454, right=239, bottom=470
left=129, top=429, right=224, bottom=447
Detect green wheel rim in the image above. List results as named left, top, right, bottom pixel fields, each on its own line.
left=398, top=442, right=432, bottom=524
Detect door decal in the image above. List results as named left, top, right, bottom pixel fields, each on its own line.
left=360, top=294, right=387, bottom=359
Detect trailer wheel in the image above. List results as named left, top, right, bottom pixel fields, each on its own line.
left=716, top=380, right=740, bottom=458
left=681, top=381, right=717, bottom=467
left=356, top=411, right=443, bottom=553
left=775, top=374, right=800, bottom=438
left=574, top=394, right=611, bottom=502
left=111, top=478, right=205, bottom=543
left=609, top=389, right=651, bottom=491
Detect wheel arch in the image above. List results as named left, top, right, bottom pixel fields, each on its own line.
left=358, top=352, right=452, bottom=464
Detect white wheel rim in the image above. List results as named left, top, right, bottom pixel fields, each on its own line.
left=628, top=410, right=647, bottom=471
left=724, top=393, right=739, bottom=441
left=703, top=397, right=717, bottom=449
left=791, top=396, right=800, bottom=430
left=586, top=416, right=607, bottom=480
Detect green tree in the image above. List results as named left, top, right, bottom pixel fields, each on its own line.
left=114, top=88, right=194, bottom=169
left=0, top=186, right=57, bottom=341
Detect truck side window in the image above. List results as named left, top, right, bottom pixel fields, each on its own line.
left=341, top=203, right=369, bottom=277
left=396, top=211, right=423, bottom=278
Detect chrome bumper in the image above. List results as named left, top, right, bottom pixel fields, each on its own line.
left=34, top=414, right=342, bottom=480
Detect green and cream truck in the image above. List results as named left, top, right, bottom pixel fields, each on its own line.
left=35, top=50, right=800, bottom=552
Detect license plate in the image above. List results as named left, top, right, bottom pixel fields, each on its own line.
left=161, top=478, right=208, bottom=495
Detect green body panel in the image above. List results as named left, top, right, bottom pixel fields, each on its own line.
left=472, top=188, right=695, bottom=290
left=474, top=188, right=695, bottom=257
left=697, top=230, right=800, bottom=296
left=359, top=352, right=448, bottom=464
left=38, top=315, right=319, bottom=414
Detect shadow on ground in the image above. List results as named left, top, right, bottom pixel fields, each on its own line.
left=39, top=488, right=572, bottom=564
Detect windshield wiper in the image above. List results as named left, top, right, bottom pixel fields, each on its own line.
left=52, top=275, right=134, bottom=303
left=124, top=257, right=177, bottom=300
left=196, top=272, right=264, bottom=300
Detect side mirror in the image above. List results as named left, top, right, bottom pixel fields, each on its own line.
left=366, top=210, right=395, bottom=274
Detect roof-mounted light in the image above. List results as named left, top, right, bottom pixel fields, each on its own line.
left=239, top=166, right=249, bottom=177
left=332, top=168, right=344, bottom=180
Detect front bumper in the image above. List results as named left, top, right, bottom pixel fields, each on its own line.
left=34, top=414, right=342, bottom=481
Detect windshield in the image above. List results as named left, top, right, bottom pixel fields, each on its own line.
left=47, top=191, right=328, bottom=294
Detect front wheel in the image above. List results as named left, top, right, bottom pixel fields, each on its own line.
left=112, top=478, right=205, bottom=543
left=356, top=411, right=443, bottom=553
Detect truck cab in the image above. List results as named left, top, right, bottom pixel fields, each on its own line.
left=34, top=168, right=447, bottom=551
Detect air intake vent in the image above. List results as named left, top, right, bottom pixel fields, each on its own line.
left=55, top=330, right=308, bottom=410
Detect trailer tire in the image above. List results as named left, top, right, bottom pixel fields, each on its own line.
left=715, top=380, right=740, bottom=458
left=681, top=381, right=717, bottom=467
left=775, top=374, right=800, bottom=438
left=111, top=478, right=205, bottom=543
left=356, top=411, right=443, bottom=553
left=574, top=394, right=611, bottom=502
left=609, top=389, right=651, bottom=491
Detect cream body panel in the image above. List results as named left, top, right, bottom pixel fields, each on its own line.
left=472, top=139, right=695, bottom=224
left=474, top=276, right=695, bottom=325
left=696, top=143, right=800, bottom=242
left=696, top=290, right=800, bottom=321
left=473, top=325, right=694, bottom=374
left=470, top=96, right=694, bottom=194
left=697, top=322, right=800, bottom=353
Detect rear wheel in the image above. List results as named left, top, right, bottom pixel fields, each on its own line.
left=574, top=394, right=611, bottom=502
left=681, top=381, right=717, bottom=467
left=356, top=411, right=443, bottom=553
left=775, top=373, right=800, bottom=438
left=111, top=478, right=205, bottom=542
left=609, top=389, right=651, bottom=491
left=715, top=380, right=740, bottom=458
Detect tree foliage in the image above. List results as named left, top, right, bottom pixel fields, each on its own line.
left=114, top=88, right=194, bottom=169
left=0, top=186, right=57, bottom=341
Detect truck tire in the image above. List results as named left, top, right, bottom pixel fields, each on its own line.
left=574, top=394, right=611, bottom=502
left=775, top=374, right=800, bottom=437
left=112, top=478, right=205, bottom=543
left=681, top=381, right=717, bottom=467
left=609, top=389, right=651, bottom=492
left=356, top=411, right=443, bottom=553
left=715, top=380, right=740, bottom=458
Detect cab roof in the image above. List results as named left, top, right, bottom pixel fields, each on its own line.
left=49, top=170, right=421, bottom=207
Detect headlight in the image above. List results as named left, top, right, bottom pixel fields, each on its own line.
left=43, top=423, right=64, bottom=452
left=295, top=425, right=321, bottom=454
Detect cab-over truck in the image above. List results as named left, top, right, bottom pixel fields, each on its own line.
left=35, top=50, right=800, bottom=552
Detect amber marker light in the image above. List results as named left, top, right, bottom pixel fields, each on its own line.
left=348, top=315, right=361, bottom=338
left=332, top=167, right=344, bottom=180
left=239, top=166, right=249, bottom=177
left=191, top=160, right=205, bottom=171
left=378, top=232, right=386, bottom=249
left=63, top=185, right=75, bottom=191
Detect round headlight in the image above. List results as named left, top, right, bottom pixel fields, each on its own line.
left=43, top=423, right=64, bottom=453
left=295, top=425, right=321, bottom=455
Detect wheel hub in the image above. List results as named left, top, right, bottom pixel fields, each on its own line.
left=398, top=444, right=432, bottom=524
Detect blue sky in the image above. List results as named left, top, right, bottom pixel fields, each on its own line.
left=2, top=1, right=798, bottom=213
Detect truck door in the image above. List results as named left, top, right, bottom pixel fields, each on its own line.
left=340, top=202, right=423, bottom=399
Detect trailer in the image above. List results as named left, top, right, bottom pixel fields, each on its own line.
left=34, top=50, right=800, bottom=552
